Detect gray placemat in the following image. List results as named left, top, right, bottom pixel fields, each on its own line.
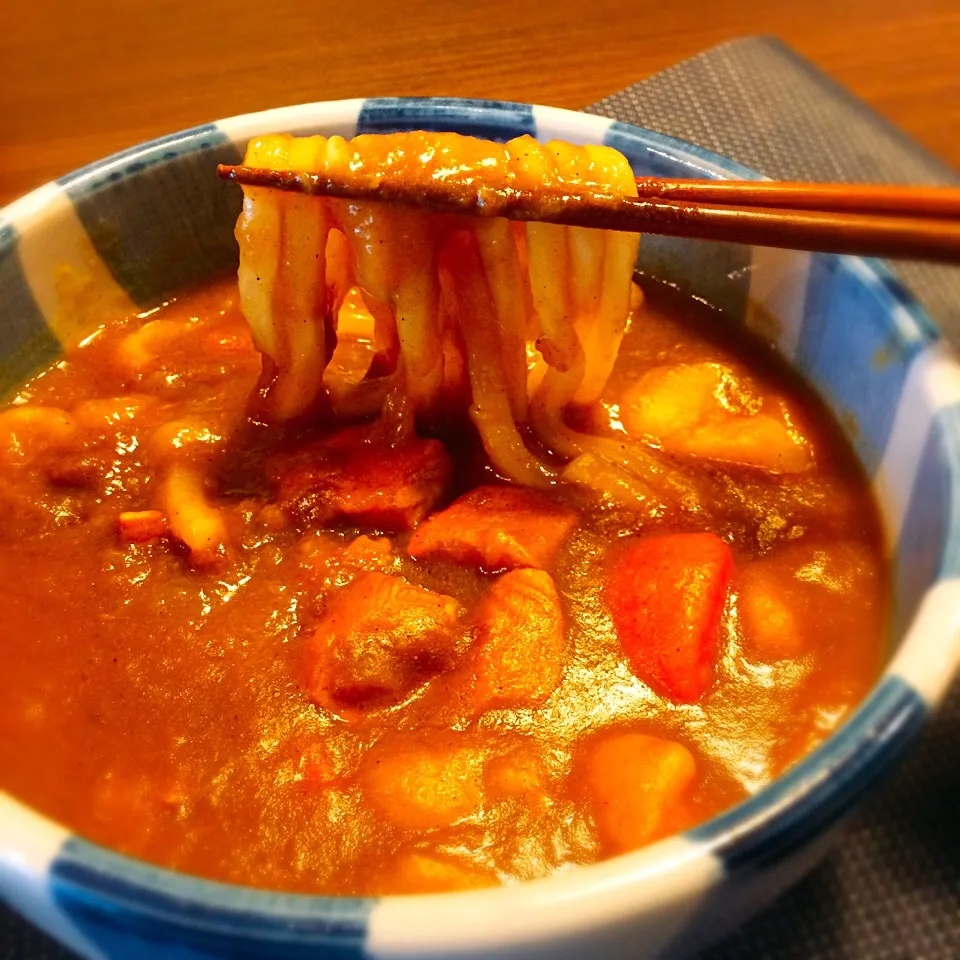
left=3, top=36, right=959, bottom=960
left=588, top=35, right=960, bottom=960
left=586, top=35, right=960, bottom=344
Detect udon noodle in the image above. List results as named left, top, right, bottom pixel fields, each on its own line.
left=235, top=131, right=691, bottom=503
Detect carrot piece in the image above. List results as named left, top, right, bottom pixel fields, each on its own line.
left=607, top=533, right=733, bottom=703
left=117, top=510, right=166, bottom=543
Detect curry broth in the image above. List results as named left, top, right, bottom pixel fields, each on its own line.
left=0, top=276, right=886, bottom=894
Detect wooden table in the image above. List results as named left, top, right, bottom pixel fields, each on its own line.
left=2, top=0, right=958, bottom=207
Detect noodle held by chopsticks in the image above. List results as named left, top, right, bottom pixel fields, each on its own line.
left=233, top=130, right=695, bottom=504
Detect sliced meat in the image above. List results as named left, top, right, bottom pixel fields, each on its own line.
left=304, top=572, right=462, bottom=712
left=407, top=484, right=578, bottom=571
left=472, top=569, right=566, bottom=712
left=579, top=731, right=697, bottom=853
left=45, top=453, right=104, bottom=490
left=607, top=533, right=734, bottom=704
left=360, top=733, right=486, bottom=831
left=272, top=427, right=452, bottom=532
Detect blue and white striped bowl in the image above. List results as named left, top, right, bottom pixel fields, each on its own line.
left=2, top=98, right=959, bottom=960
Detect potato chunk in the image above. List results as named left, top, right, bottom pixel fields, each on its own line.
left=72, top=395, right=154, bottom=433
left=0, top=406, right=77, bottom=466
left=116, top=318, right=195, bottom=374
left=737, top=541, right=883, bottom=662
left=361, top=735, right=485, bottom=831
left=622, top=362, right=812, bottom=473
left=484, top=742, right=549, bottom=803
left=380, top=852, right=496, bottom=893
left=580, top=731, right=697, bottom=853
left=738, top=565, right=805, bottom=661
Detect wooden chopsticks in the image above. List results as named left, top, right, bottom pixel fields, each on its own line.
left=217, top=165, right=960, bottom=264
left=633, top=179, right=960, bottom=219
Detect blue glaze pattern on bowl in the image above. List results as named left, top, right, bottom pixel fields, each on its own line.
left=57, top=125, right=243, bottom=306
left=0, top=224, right=61, bottom=386
left=357, top=97, right=535, bottom=141
left=1, top=97, right=959, bottom=960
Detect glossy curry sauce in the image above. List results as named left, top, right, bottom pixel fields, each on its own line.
left=0, top=277, right=886, bottom=894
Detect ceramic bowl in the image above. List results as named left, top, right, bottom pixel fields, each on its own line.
left=2, top=98, right=959, bottom=960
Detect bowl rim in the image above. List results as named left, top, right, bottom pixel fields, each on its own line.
left=2, top=96, right=959, bottom=956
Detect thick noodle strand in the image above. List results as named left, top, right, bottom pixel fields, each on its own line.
left=444, top=232, right=554, bottom=487
left=234, top=130, right=690, bottom=506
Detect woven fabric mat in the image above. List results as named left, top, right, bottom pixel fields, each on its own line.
left=3, top=35, right=959, bottom=960
left=588, top=36, right=960, bottom=960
